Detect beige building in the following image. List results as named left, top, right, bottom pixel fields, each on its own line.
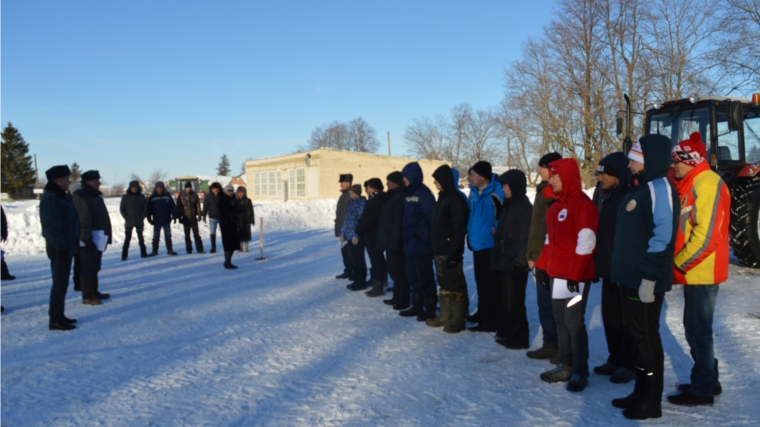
left=244, top=148, right=451, bottom=202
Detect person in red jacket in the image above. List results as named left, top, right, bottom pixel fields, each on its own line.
left=537, top=158, right=599, bottom=392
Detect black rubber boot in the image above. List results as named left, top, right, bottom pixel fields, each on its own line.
left=166, top=240, right=178, bottom=256
left=417, top=295, right=438, bottom=322
left=224, top=251, right=238, bottom=269
left=210, top=234, right=217, bottom=253
left=150, top=242, right=159, bottom=257
left=399, top=294, right=424, bottom=318
left=365, top=279, right=384, bottom=297
left=139, top=242, right=148, bottom=258
left=121, top=246, right=129, bottom=261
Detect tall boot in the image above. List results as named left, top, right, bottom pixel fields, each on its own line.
left=166, top=240, right=178, bottom=256
left=622, top=374, right=661, bottom=420
left=427, top=291, right=452, bottom=327
left=210, top=234, right=217, bottom=253
left=94, top=275, right=110, bottom=300
left=121, top=246, right=129, bottom=261
left=224, top=251, right=238, bottom=269
left=418, top=295, right=439, bottom=322
left=365, top=278, right=385, bottom=297
left=139, top=242, right=148, bottom=258
left=150, top=242, right=159, bottom=257
left=81, top=275, right=101, bottom=305
left=444, top=292, right=468, bottom=333
left=243, top=241, right=249, bottom=253
left=400, top=294, right=424, bottom=317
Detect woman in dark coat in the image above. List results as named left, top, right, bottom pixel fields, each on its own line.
left=236, top=186, right=255, bottom=252
left=214, top=183, right=241, bottom=269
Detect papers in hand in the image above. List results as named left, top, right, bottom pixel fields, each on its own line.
left=80, top=231, right=109, bottom=251
left=552, top=278, right=585, bottom=305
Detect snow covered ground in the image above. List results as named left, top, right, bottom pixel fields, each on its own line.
left=2, top=197, right=760, bottom=426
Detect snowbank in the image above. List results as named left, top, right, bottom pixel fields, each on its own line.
left=1, top=198, right=337, bottom=256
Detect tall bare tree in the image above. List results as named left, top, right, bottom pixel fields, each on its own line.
left=347, top=117, right=380, bottom=153
left=403, top=115, right=450, bottom=161
left=303, top=117, right=379, bottom=153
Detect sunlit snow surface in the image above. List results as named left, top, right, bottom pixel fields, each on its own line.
left=2, top=197, right=759, bottom=426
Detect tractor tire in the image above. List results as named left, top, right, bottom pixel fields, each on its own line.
left=730, top=176, right=760, bottom=268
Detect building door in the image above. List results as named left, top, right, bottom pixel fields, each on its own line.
left=283, top=181, right=289, bottom=202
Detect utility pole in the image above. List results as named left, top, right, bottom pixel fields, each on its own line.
left=387, top=132, right=391, bottom=156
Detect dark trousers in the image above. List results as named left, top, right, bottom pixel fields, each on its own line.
left=623, top=286, right=665, bottom=406
left=153, top=223, right=172, bottom=246
left=340, top=242, right=353, bottom=276
left=535, top=268, right=557, bottom=346
left=473, top=249, right=500, bottom=325
left=406, top=254, right=436, bottom=298
left=183, top=218, right=204, bottom=253
left=496, top=270, right=530, bottom=345
left=349, top=240, right=366, bottom=286
left=1, top=252, right=12, bottom=278
left=79, top=245, right=103, bottom=299
left=123, top=226, right=146, bottom=253
left=601, top=278, right=634, bottom=369
left=387, top=250, right=409, bottom=303
left=434, top=255, right=467, bottom=293
left=683, top=284, right=720, bottom=397
left=364, top=238, right=387, bottom=282
left=46, top=244, right=72, bottom=322
left=553, top=279, right=591, bottom=377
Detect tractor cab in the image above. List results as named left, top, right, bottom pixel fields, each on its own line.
left=172, top=176, right=206, bottom=200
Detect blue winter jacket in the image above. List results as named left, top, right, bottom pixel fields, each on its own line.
left=402, top=162, right=436, bottom=257
left=340, top=196, right=366, bottom=240
left=467, top=173, right=504, bottom=251
left=147, top=191, right=178, bottom=225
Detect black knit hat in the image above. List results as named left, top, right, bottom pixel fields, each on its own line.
left=366, top=178, right=384, bottom=192
left=538, top=152, right=562, bottom=168
left=339, top=174, right=353, bottom=183
left=81, top=170, right=100, bottom=182
left=468, top=161, right=492, bottom=179
left=45, top=165, right=71, bottom=181
left=184, top=182, right=193, bottom=189
left=387, top=171, right=404, bottom=187
left=349, top=184, right=362, bottom=196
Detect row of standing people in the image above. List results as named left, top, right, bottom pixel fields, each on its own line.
left=334, top=130, right=729, bottom=420
left=38, top=166, right=256, bottom=331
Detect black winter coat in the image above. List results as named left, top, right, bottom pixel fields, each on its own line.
left=334, top=189, right=351, bottom=237
left=375, top=187, right=404, bottom=253
left=39, top=182, right=80, bottom=252
left=72, top=184, right=113, bottom=245
left=355, top=191, right=387, bottom=243
left=491, top=195, right=532, bottom=272
left=201, top=192, right=221, bottom=219
left=594, top=152, right=633, bottom=280
left=218, top=192, right=241, bottom=251
left=236, top=197, right=255, bottom=242
left=120, top=191, right=147, bottom=228
left=431, top=189, right=469, bottom=259
left=147, top=191, right=177, bottom=225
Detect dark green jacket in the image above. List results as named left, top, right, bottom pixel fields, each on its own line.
left=526, top=181, right=552, bottom=262
left=73, top=183, right=113, bottom=244
left=610, top=135, right=679, bottom=293
left=40, top=182, right=80, bottom=252
left=120, top=191, right=147, bottom=228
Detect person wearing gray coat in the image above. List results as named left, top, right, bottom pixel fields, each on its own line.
left=335, top=174, right=354, bottom=279
left=120, top=180, right=148, bottom=260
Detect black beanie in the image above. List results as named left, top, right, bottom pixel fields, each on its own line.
left=538, top=152, right=562, bottom=168
left=366, top=178, right=384, bottom=192
left=184, top=182, right=193, bottom=189
left=468, top=161, right=492, bottom=179
left=81, top=170, right=100, bottom=182
left=45, top=165, right=71, bottom=181
left=387, top=171, right=404, bottom=187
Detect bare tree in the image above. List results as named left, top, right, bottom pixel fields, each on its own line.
left=303, top=117, right=379, bottom=153
left=403, top=115, right=450, bottom=161
left=459, top=108, right=501, bottom=170
left=712, top=0, right=760, bottom=90
left=448, top=103, right=474, bottom=170
left=347, top=117, right=380, bottom=153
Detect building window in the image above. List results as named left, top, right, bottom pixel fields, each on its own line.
left=289, top=169, right=295, bottom=197
left=254, top=172, right=260, bottom=196
left=268, top=171, right=276, bottom=196
left=276, top=170, right=282, bottom=197
left=260, top=171, right=268, bottom=196
left=296, top=167, right=305, bottom=197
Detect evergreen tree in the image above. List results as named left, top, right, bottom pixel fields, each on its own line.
left=1, top=122, right=36, bottom=197
left=70, top=162, right=82, bottom=183
left=217, top=154, right=231, bottom=176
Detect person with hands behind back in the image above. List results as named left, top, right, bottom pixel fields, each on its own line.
left=340, top=184, right=367, bottom=291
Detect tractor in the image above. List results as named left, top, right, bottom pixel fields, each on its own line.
left=619, top=93, right=760, bottom=268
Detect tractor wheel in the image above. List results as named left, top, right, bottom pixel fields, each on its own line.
left=730, top=176, right=760, bottom=268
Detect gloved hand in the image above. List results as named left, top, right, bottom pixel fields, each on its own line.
left=84, top=239, right=97, bottom=251
left=338, top=236, right=345, bottom=243
left=58, top=249, right=70, bottom=262
left=567, top=280, right=580, bottom=293
left=446, top=255, right=458, bottom=268
left=639, top=279, right=656, bottom=303
left=351, top=236, right=359, bottom=245
left=512, top=264, right=527, bottom=281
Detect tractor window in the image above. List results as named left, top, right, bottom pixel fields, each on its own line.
left=716, top=112, right=740, bottom=161
left=745, top=110, right=760, bottom=165
left=649, top=107, right=710, bottom=149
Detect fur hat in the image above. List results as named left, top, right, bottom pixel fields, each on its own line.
left=154, top=181, right=165, bottom=189
left=672, top=132, right=707, bottom=166
left=339, top=174, right=353, bottom=183
left=81, top=170, right=100, bottom=182
left=45, top=165, right=71, bottom=181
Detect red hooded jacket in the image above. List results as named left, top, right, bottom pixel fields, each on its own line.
left=535, top=158, right=598, bottom=282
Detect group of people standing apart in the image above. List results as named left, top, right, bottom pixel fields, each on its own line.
left=37, top=167, right=255, bottom=331
left=334, top=131, right=729, bottom=420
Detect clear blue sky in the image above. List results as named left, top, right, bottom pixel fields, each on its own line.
left=2, top=0, right=556, bottom=184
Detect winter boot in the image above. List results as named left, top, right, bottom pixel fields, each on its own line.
left=80, top=275, right=101, bottom=306
left=540, top=364, right=573, bottom=383
left=210, top=234, right=217, bottom=253
left=623, top=375, right=661, bottom=420
left=526, top=343, right=558, bottom=360
left=121, top=246, right=129, bottom=261
left=139, top=242, right=148, bottom=258
left=224, top=251, right=238, bottom=269
left=594, top=361, right=618, bottom=376
left=365, top=279, right=385, bottom=297
left=426, top=291, right=452, bottom=327
left=150, top=242, right=159, bottom=257
left=444, top=292, right=468, bottom=333
left=611, top=367, right=636, bottom=383
left=166, top=240, right=178, bottom=256
left=465, top=309, right=480, bottom=324
left=399, top=294, right=424, bottom=317
left=417, top=295, right=438, bottom=322
left=566, top=374, right=589, bottom=392
left=613, top=370, right=648, bottom=408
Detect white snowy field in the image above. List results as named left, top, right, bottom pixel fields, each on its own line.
left=2, top=198, right=760, bottom=426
